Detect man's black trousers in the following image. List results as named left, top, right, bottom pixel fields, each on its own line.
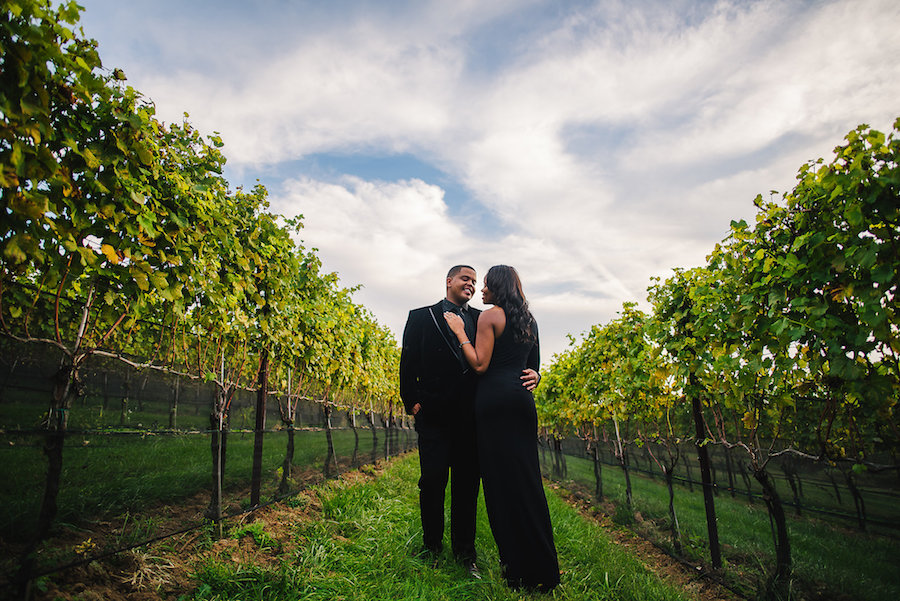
left=416, top=421, right=480, bottom=561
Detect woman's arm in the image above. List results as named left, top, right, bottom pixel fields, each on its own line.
left=444, top=308, right=501, bottom=374
left=520, top=322, right=540, bottom=390
left=526, top=322, right=540, bottom=372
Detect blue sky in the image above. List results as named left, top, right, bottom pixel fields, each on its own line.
left=74, top=0, right=900, bottom=364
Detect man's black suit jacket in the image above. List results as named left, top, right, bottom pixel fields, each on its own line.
left=400, top=301, right=481, bottom=426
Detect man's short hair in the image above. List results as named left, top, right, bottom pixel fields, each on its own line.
left=447, top=265, right=475, bottom=278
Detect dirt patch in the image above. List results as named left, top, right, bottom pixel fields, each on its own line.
left=9, top=456, right=398, bottom=601
left=551, top=482, right=744, bottom=601
left=33, top=548, right=191, bottom=601
left=11, top=457, right=753, bottom=601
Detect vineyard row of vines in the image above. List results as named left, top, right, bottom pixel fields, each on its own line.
left=1, top=0, right=404, bottom=592
left=533, top=118, right=899, bottom=599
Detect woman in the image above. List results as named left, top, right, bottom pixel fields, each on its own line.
left=444, top=265, right=560, bottom=593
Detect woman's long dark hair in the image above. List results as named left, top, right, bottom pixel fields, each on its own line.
left=485, top=265, right=535, bottom=344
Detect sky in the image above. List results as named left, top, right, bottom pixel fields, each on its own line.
left=73, top=0, right=900, bottom=365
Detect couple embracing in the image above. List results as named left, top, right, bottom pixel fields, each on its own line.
left=399, top=265, right=560, bottom=593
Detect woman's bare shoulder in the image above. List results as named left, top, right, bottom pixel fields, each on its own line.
left=480, top=306, right=506, bottom=326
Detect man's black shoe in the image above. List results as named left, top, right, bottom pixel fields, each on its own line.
left=414, top=545, right=441, bottom=564
left=464, top=560, right=481, bottom=580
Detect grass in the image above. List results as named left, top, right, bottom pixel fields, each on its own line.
left=189, top=453, right=692, bottom=601
left=585, top=443, right=898, bottom=530
left=3, top=399, right=896, bottom=600
left=549, top=451, right=900, bottom=601
left=0, top=427, right=413, bottom=543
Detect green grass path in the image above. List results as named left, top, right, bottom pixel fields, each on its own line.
left=555, top=453, right=900, bottom=601
left=192, top=453, right=693, bottom=600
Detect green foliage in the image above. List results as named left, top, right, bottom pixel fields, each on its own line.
left=0, top=0, right=400, bottom=425
left=536, top=120, right=900, bottom=594
left=0, top=428, right=369, bottom=543
left=611, top=497, right=636, bottom=526
left=536, top=304, right=671, bottom=435
left=539, top=118, right=899, bottom=469
left=230, top=521, right=280, bottom=551
left=709, top=120, right=900, bottom=464
left=556, top=452, right=900, bottom=601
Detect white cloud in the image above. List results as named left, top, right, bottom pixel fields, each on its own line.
left=74, top=0, right=900, bottom=363
left=267, top=0, right=900, bottom=362
left=614, top=0, right=900, bottom=167
left=271, top=174, right=641, bottom=361
left=272, top=176, right=475, bottom=341
left=275, top=176, right=459, bottom=280
left=140, top=28, right=462, bottom=163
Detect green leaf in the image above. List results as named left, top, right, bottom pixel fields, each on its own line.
left=3, top=238, right=27, bottom=263
left=9, top=142, right=24, bottom=172
left=149, top=271, right=168, bottom=290
left=8, top=193, right=49, bottom=220
left=845, top=203, right=864, bottom=228
left=129, top=190, right=146, bottom=206
left=135, top=142, right=153, bottom=165
left=77, top=246, right=98, bottom=266
left=80, top=146, right=100, bottom=169
left=871, top=262, right=893, bottom=285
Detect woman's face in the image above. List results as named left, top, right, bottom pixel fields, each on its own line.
left=481, top=281, right=495, bottom=305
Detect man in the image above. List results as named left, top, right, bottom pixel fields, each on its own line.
left=399, top=265, right=540, bottom=577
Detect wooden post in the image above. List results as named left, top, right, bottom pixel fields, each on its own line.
left=250, top=348, right=269, bottom=507
left=690, top=383, right=721, bottom=569
left=170, top=377, right=179, bottom=429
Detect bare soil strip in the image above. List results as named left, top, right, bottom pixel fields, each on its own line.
left=15, top=458, right=739, bottom=601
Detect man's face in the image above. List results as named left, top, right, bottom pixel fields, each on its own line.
left=446, top=268, right=477, bottom=305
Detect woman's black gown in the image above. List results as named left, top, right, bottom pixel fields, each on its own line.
left=476, top=323, right=560, bottom=591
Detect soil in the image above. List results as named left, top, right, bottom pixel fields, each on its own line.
left=549, top=481, right=744, bottom=601
left=1, top=456, right=369, bottom=601
left=8, top=458, right=744, bottom=601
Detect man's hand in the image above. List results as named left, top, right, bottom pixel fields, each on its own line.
left=520, top=368, right=540, bottom=391
left=412, top=403, right=421, bottom=415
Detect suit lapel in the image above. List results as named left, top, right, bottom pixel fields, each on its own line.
left=428, top=303, right=462, bottom=362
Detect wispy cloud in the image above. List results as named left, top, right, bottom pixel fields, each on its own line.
left=77, top=0, right=900, bottom=361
